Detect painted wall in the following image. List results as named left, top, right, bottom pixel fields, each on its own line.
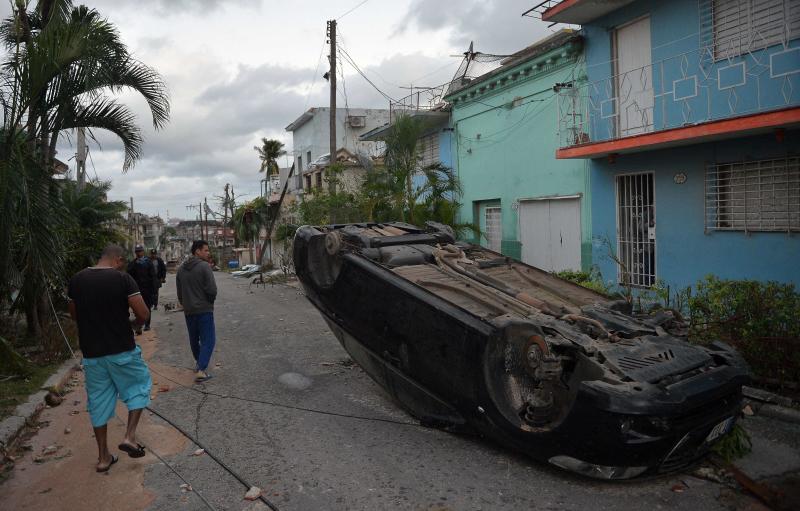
left=449, top=42, right=591, bottom=266
left=577, top=0, right=800, bottom=144
left=289, top=108, right=390, bottom=171
left=590, top=130, right=800, bottom=290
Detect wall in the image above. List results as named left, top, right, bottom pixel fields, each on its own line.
left=449, top=43, right=591, bottom=266
left=590, top=130, right=800, bottom=290
left=574, top=0, right=800, bottom=144
left=290, top=108, right=390, bottom=172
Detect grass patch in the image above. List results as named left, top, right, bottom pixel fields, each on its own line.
left=0, top=362, right=62, bottom=420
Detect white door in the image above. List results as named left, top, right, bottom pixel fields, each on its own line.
left=519, top=198, right=582, bottom=272
left=615, top=16, right=653, bottom=137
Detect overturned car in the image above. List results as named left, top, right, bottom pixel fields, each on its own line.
left=294, top=222, right=749, bottom=479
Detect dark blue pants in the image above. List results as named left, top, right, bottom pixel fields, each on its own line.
left=184, top=312, right=216, bottom=372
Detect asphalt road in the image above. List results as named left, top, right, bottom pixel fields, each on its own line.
left=142, top=272, right=799, bottom=511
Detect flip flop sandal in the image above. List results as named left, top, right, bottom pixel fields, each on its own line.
left=118, top=442, right=146, bottom=458
left=96, top=454, right=118, bottom=473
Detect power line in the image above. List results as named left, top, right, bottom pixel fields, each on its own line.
left=336, top=0, right=372, bottom=20
left=303, top=36, right=328, bottom=110
left=337, top=44, right=397, bottom=103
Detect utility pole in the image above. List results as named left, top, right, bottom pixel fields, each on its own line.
left=203, top=197, right=209, bottom=242
left=129, top=197, right=134, bottom=250
left=328, top=19, right=337, bottom=195
left=222, top=184, right=230, bottom=260
left=76, top=128, right=87, bottom=190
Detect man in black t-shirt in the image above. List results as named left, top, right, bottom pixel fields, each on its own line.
left=68, top=244, right=152, bottom=473
left=150, top=248, right=167, bottom=308
left=127, top=245, right=156, bottom=332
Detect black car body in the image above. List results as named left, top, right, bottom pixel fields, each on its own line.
left=293, top=222, right=749, bottom=479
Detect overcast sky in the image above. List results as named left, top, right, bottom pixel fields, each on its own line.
left=6, top=0, right=556, bottom=218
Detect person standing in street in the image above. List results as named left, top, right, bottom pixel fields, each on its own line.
left=150, top=249, right=167, bottom=309
left=68, top=244, right=152, bottom=472
left=127, top=245, right=156, bottom=333
left=176, top=240, right=217, bottom=383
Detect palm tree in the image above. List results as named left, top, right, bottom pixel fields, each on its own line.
left=254, top=138, right=286, bottom=175
left=60, top=179, right=128, bottom=276
left=233, top=198, right=268, bottom=264
left=377, top=114, right=468, bottom=231
left=0, top=0, right=170, bottom=335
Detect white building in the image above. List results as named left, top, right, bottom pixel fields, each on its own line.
left=284, top=107, right=390, bottom=197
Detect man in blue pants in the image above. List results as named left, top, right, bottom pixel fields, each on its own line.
left=176, top=240, right=217, bottom=383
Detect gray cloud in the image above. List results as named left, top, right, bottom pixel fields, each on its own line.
left=91, top=0, right=260, bottom=16
left=398, top=0, right=553, bottom=55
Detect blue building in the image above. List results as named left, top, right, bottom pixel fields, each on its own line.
left=534, top=0, right=800, bottom=291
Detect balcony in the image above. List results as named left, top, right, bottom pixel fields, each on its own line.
left=556, top=41, right=800, bottom=159
left=524, top=1, right=635, bottom=25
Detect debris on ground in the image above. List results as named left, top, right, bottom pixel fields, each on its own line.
left=63, top=426, right=71, bottom=435
left=244, top=486, right=262, bottom=500
left=44, top=392, right=63, bottom=407
left=192, top=448, right=205, bottom=456
left=180, top=483, right=193, bottom=492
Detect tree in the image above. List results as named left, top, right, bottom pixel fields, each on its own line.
left=233, top=197, right=268, bottom=264
left=0, top=0, right=170, bottom=335
left=254, top=138, right=286, bottom=175
left=60, top=179, right=128, bottom=277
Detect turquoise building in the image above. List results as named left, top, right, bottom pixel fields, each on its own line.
left=446, top=30, right=591, bottom=272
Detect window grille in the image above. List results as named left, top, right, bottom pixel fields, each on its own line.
left=616, top=173, right=656, bottom=288
left=705, top=157, right=800, bottom=232
left=418, top=133, right=440, bottom=168
left=485, top=207, right=502, bottom=252
left=712, top=0, right=799, bottom=59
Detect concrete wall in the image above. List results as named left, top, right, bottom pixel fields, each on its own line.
left=449, top=41, right=591, bottom=266
left=289, top=108, right=389, bottom=172
left=590, top=131, right=800, bottom=290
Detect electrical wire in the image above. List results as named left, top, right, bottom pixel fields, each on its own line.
left=303, top=37, right=328, bottom=111
left=337, top=44, right=397, bottom=103
left=146, top=406, right=280, bottom=511
left=148, top=366, right=422, bottom=428
left=336, top=0, right=372, bottom=20
left=47, top=292, right=77, bottom=360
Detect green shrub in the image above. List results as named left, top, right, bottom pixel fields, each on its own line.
left=555, top=267, right=610, bottom=295
left=688, top=276, right=800, bottom=383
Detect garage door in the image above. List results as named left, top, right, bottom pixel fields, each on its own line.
left=519, top=197, right=581, bottom=272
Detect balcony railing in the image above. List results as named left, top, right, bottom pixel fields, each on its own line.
left=557, top=41, right=799, bottom=149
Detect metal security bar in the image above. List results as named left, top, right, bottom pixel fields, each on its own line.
left=485, top=207, right=502, bottom=252
left=705, top=157, right=800, bottom=232
left=616, top=173, right=657, bottom=288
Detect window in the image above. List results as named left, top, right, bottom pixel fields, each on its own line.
left=705, top=157, right=800, bottom=232
left=316, top=171, right=323, bottom=189
left=485, top=207, right=502, bottom=252
left=712, top=0, right=799, bottom=58
left=298, top=156, right=303, bottom=171
left=307, top=151, right=312, bottom=167
left=418, top=133, right=440, bottom=168
left=305, top=174, right=312, bottom=191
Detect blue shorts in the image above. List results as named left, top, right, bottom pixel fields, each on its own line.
left=83, top=346, right=152, bottom=427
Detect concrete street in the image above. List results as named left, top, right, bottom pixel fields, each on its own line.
left=140, top=274, right=800, bottom=510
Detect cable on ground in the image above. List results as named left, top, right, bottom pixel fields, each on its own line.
left=149, top=366, right=422, bottom=428
left=146, top=406, right=280, bottom=511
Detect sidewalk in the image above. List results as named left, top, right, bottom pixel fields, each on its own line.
left=0, top=329, right=194, bottom=511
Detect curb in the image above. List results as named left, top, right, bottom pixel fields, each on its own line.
left=0, top=357, right=81, bottom=453
left=742, top=385, right=800, bottom=426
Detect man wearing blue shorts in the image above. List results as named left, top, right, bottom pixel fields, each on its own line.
left=68, top=244, right=152, bottom=472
